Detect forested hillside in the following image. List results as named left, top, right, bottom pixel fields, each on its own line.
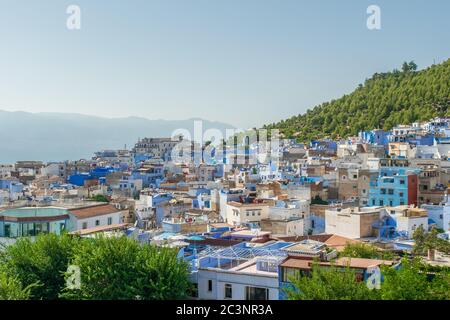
left=263, top=59, right=450, bottom=141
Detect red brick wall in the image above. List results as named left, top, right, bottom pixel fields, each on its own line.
left=408, top=174, right=418, bottom=206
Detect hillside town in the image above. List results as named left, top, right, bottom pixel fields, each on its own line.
left=1, top=117, right=450, bottom=300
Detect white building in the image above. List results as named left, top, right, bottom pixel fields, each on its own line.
left=422, top=202, right=450, bottom=232
left=225, top=200, right=272, bottom=226
left=68, top=204, right=126, bottom=231
left=387, top=206, right=429, bottom=238
left=284, top=184, right=311, bottom=201
left=218, top=189, right=248, bottom=221
left=40, top=163, right=66, bottom=179
left=132, top=136, right=182, bottom=161
left=196, top=256, right=281, bottom=300
left=268, top=199, right=310, bottom=234
left=0, top=164, right=14, bottom=179
left=325, top=207, right=382, bottom=239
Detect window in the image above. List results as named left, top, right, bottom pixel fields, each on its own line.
left=245, top=286, right=268, bottom=300
left=388, top=189, right=394, bottom=195
left=208, top=280, right=213, bottom=292
left=4, top=224, right=11, bottom=238
left=82, top=222, right=88, bottom=229
left=108, top=217, right=113, bottom=225
left=282, top=267, right=301, bottom=282
left=224, top=284, right=232, bottom=299
left=399, top=180, right=405, bottom=185
left=379, top=200, right=384, bottom=206
left=95, top=220, right=100, bottom=226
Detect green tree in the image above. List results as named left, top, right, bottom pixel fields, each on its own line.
left=379, top=258, right=450, bottom=300
left=413, top=226, right=450, bottom=256
left=0, top=233, right=77, bottom=300
left=340, top=243, right=394, bottom=260
left=62, top=236, right=191, bottom=300
left=285, top=262, right=378, bottom=300
left=311, top=195, right=328, bottom=205
left=402, top=61, right=411, bottom=73
left=90, top=194, right=109, bottom=202
left=408, top=61, right=418, bottom=72
left=264, top=59, right=450, bottom=141
left=0, top=271, right=32, bottom=300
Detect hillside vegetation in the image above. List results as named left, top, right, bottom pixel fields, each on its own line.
left=264, top=59, right=450, bottom=141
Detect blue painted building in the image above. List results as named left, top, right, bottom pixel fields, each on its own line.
left=368, top=167, right=420, bottom=207
left=0, top=179, right=24, bottom=194
left=359, top=129, right=390, bottom=145
left=67, top=173, right=94, bottom=186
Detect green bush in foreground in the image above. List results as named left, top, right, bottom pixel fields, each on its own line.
left=286, top=257, right=450, bottom=300
left=0, top=233, right=191, bottom=300
left=0, top=270, right=32, bottom=300
left=61, top=236, right=191, bottom=300
left=339, top=243, right=395, bottom=260
left=0, top=233, right=77, bottom=299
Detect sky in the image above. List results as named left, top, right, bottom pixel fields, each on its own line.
left=0, top=0, right=449, bottom=129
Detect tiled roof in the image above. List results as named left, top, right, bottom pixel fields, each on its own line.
left=273, top=234, right=359, bottom=251
left=0, top=214, right=69, bottom=222
left=69, top=204, right=121, bottom=219
left=280, top=256, right=394, bottom=270
left=323, top=234, right=360, bottom=251
left=333, top=257, right=394, bottom=269
left=69, top=223, right=130, bottom=235
left=280, top=257, right=313, bottom=269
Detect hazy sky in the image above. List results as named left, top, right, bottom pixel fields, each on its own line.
left=0, top=0, right=449, bottom=129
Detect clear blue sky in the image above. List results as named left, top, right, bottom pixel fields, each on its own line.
left=0, top=0, right=449, bottom=128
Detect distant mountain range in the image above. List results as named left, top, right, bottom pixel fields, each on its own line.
left=0, top=111, right=234, bottom=163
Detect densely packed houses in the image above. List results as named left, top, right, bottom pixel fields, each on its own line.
left=1, top=117, right=450, bottom=299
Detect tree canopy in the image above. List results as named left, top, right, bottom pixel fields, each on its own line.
left=0, top=270, right=32, bottom=300
left=285, top=262, right=378, bottom=300
left=339, top=243, right=394, bottom=260
left=412, top=226, right=450, bottom=256
left=264, top=59, right=450, bottom=141
left=285, top=257, right=450, bottom=300
left=0, top=233, right=191, bottom=300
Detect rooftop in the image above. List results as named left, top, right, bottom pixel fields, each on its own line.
left=280, top=256, right=394, bottom=270
left=68, top=204, right=121, bottom=219
left=69, top=223, right=131, bottom=236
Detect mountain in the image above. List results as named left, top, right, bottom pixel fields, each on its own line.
left=263, top=59, right=450, bottom=141
left=0, top=111, right=234, bottom=163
